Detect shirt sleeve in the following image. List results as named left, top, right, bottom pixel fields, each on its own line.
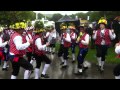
left=26, top=35, right=29, bottom=42
left=0, top=37, right=7, bottom=47
left=13, top=36, right=30, bottom=50
left=109, top=30, right=116, bottom=40
left=52, top=31, right=56, bottom=38
left=64, top=33, right=71, bottom=42
left=26, top=34, right=32, bottom=42
left=71, top=33, right=76, bottom=40
left=46, top=32, right=50, bottom=38
left=35, top=38, right=46, bottom=50
left=92, top=31, right=97, bottom=40
left=115, top=45, right=120, bottom=54
left=81, top=34, right=90, bottom=45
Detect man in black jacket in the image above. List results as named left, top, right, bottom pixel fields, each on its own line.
left=112, top=16, right=120, bottom=45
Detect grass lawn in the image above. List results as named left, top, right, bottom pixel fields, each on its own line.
left=55, top=43, right=120, bottom=64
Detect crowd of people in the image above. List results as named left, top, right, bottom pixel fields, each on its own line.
left=0, top=17, right=120, bottom=79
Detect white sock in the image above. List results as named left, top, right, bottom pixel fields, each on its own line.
left=101, top=61, right=105, bottom=70
left=3, top=61, right=7, bottom=68
left=83, top=61, right=88, bottom=68
left=78, top=69, right=82, bottom=73
left=115, top=75, right=120, bottom=79
left=42, top=64, right=50, bottom=75
left=49, top=47, right=52, bottom=52
left=30, top=60, right=34, bottom=64
left=83, top=61, right=91, bottom=68
left=11, top=75, right=17, bottom=79
left=34, top=68, right=40, bottom=79
left=24, top=70, right=31, bottom=79
left=60, top=56, right=64, bottom=62
left=63, top=60, right=67, bottom=66
left=97, top=57, right=101, bottom=66
left=72, top=54, right=75, bottom=61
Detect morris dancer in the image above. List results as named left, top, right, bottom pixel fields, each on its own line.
left=93, top=17, right=116, bottom=72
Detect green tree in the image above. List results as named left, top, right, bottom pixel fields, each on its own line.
left=50, top=13, right=63, bottom=22
left=0, top=11, right=36, bottom=26
left=75, top=12, right=88, bottom=20
left=69, top=14, right=76, bottom=19
left=38, top=13, right=44, bottom=19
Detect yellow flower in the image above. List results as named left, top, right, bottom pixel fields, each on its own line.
left=98, top=18, right=107, bottom=24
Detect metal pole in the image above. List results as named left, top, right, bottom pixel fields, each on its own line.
left=36, top=12, right=38, bottom=20
left=104, top=11, right=106, bottom=19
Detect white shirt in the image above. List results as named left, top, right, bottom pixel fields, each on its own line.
left=81, top=34, right=90, bottom=45
left=109, top=30, right=116, bottom=40
left=93, top=29, right=116, bottom=40
left=115, top=45, right=120, bottom=54
left=26, top=34, right=32, bottom=42
left=35, top=38, right=46, bottom=51
left=60, top=33, right=64, bottom=44
left=0, top=37, right=7, bottom=48
left=46, top=32, right=50, bottom=38
left=93, top=29, right=116, bottom=45
left=10, top=36, right=30, bottom=55
left=63, top=33, right=71, bottom=43
left=71, top=32, right=77, bottom=40
left=50, top=30, right=56, bottom=38
left=48, top=30, right=56, bottom=43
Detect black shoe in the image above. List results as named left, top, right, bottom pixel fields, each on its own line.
left=83, top=67, right=88, bottom=72
left=52, top=52, right=55, bottom=55
left=48, top=52, right=51, bottom=54
left=2, top=68, right=8, bottom=71
left=41, top=74, right=50, bottom=78
left=60, top=62, right=64, bottom=65
left=67, top=56, right=69, bottom=59
left=74, top=71, right=83, bottom=75
left=31, top=70, right=34, bottom=74
left=61, top=65, right=68, bottom=68
left=72, top=60, right=75, bottom=63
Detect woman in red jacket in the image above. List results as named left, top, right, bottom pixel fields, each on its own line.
left=93, top=18, right=116, bottom=72
left=75, top=26, right=90, bottom=74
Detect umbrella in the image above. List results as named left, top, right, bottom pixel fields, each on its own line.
left=57, top=15, right=76, bottom=22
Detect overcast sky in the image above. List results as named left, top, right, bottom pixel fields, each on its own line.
left=34, top=11, right=88, bottom=15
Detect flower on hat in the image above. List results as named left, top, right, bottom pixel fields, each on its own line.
left=98, top=17, right=107, bottom=25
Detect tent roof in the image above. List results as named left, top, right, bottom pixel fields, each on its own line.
left=57, top=15, right=76, bottom=22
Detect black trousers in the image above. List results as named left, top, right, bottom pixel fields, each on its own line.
left=3, top=47, right=10, bottom=61
left=9, top=56, right=33, bottom=76
left=113, top=64, right=120, bottom=76
left=63, top=47, right=69, bottom=60
left=58, top=44, right=64, bottom=57
left=71, top=43, right=76, bottom=53
left=26, top=52, right=32, bottom=62
left=77, top=48, right=88, bottom=68
left=96, top=45, right=109, bottom=61
left=34, top=54, right=51, bottom=69
left=58, top=44, right=69, bottom=60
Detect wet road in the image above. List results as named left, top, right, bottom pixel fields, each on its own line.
left=0, top=54, right=116, bottom=79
